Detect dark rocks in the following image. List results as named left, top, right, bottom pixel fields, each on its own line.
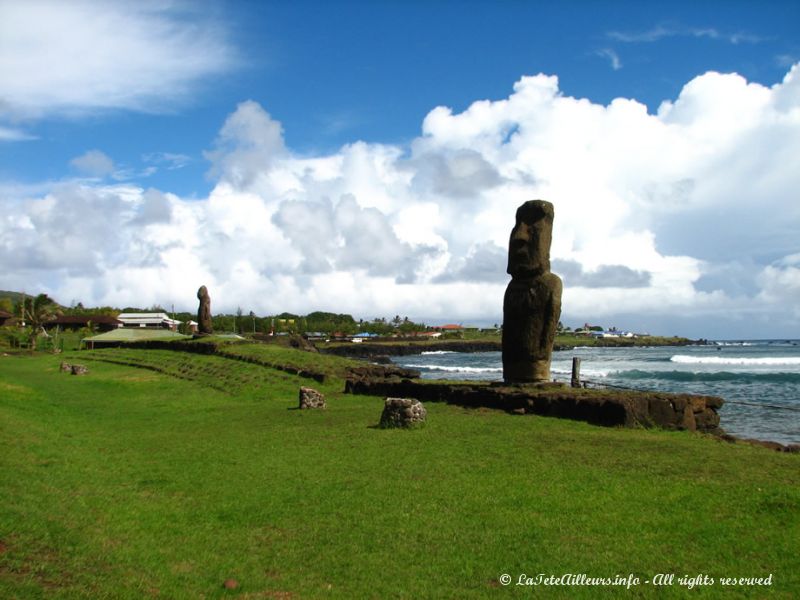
left=346, top=364, right=420, bottom=382
left=299, top=387, right=326, bottom=409
left=348, top=377, right=723, bottom=433
left=379, top=397, right=427, bottom=428
left=197, top=285, right=213, bottom=334
left=503, top=200, right=563, bottom=383
left=60, top=362, right=88, bottom=375
left=718, top=434, right=800, bottom=453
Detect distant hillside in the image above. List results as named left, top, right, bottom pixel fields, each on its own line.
left=0, top=290, right=26, bottom=303
left=0, top=290, right=66, bottom=310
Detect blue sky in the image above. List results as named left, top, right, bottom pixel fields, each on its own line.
left=1, top=0, right=799, bottom=338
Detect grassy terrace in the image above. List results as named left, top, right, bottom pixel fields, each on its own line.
left=1, top=345, right=798, bottom=598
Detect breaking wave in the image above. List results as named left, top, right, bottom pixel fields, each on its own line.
left=615, top=369, right=800, bottom=384
left=405, top=364, right=504, bottom=374
left=670, top=355, right=800, bottom=367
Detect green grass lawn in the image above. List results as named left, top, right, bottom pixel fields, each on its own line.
left=1, top=349, right=798, bottom=598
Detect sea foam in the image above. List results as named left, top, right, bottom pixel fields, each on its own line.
left=405, top=364, right=504, bottom=374
left=670, top=355, right=800, bottom=366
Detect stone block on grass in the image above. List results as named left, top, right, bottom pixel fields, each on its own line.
left=299, top=386, right=326, bottom=409
left=380, top=397, right=427, bottom=429
left=71, top=364, right=89, bottom=376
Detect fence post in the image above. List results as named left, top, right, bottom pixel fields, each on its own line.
left=571, top=357, right=581, bottom=388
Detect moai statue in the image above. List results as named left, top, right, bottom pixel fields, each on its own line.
left=502, top=200, right=562, bottom=383
left=197, top=285, right=213, bottom=335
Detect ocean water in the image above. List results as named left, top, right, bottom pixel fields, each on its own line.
left=391, top=340, right=800, bottom=445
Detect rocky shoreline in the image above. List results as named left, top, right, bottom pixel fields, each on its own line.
left=344, top=374, right=723, bottom=434
left=342, top=370, right=799, bottom=453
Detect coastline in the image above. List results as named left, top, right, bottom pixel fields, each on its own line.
left=320, top=334, right=704, bottom=359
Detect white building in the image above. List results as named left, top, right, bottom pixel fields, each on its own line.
left=117, top=312, right=182, bottom=330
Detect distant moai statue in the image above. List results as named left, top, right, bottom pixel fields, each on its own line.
left=197, top=285, right=213, bottom=335
left=502, top=200, right=563, bottom=383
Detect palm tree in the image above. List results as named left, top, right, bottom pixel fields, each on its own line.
left=22, top=294, right=59, bottom=350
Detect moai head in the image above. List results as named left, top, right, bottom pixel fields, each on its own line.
left=197, top=285, right=209, bottom=301
left=507, top=200, right=554, bottom=278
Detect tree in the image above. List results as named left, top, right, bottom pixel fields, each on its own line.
left=21, top=294, right=60, bottom=350
left=0, top=297, right=14, bottom=314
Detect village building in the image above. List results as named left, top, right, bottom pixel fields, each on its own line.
left=117, top=312, right=182, bottom=331
left=434, top=324, right=464, bottom=332
left=44, top=315, right=122, bottom=332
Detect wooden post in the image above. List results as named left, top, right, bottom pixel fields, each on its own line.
left=571, top=357, right=581, bottom=388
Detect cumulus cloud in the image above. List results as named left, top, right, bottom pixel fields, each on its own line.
left=2, top=64, right=800, bottom=335
left=434, top=242, right=507, bottom=284
left=553, top=260, right=651, bottom=289
left=205, top=100, right=287, bottom=188
left=70, top=150, right=115, bottom=177
left=409, top=149, right=503, bottom=198
left=271, top=194, right=439, bottom=282
left=0, top=0, right=237, bottom=119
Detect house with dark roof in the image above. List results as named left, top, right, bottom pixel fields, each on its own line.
left=44, top=315, right=122, bottom=332
left=0, top=310, right=15, bottom=327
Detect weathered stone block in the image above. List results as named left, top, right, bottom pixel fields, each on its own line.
left=71, top=364, right=89, bottom=376
left=299, top=386, right=326, bottom=409
left=60, top=361, right=72, bottom=372
left=380, top=397, right=427, bottom=428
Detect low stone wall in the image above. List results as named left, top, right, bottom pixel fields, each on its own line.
left=345, top=378, right=723, bottom=433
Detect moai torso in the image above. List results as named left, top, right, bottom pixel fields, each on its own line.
left=197, top=285, right=213, bottom=334
left=502, top=200, right=563, bottom=383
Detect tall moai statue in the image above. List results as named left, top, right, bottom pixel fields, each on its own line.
left=502, top=200, right=563, bottom=383
left=197, top=285, right=213, bottom=335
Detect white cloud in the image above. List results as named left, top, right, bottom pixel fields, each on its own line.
left=608, top=25, right=764, bottom=45
left=70, top=150, right=115, bottom=178
left=596, top=48, right=622, bottom=70
left=0, top=0, right=237, bottom=119
left=142, top=152, right=192, bottom=171
left=205, top=100, right=287, bottom=188
left=2, top=64, right=800, bottom=336
left=0, top=125, right=36, bottom=141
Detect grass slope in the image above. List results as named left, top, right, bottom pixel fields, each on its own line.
left=1, top=349, right=798, bottom=598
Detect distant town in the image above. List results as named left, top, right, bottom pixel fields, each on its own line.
left=1, top=290, right=652, bottom=350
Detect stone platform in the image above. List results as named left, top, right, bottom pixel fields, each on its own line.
left=345, top=377, right=723, bottom=433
